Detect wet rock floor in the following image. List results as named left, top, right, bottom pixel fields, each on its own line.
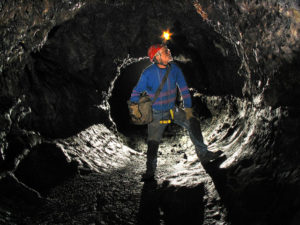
left=19, top=125, right=227, bottom=225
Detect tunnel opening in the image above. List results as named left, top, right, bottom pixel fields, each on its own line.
left=108, top=58, right=214, bottom=140
left=108, top=25, right=243, bottom=138
left=109, top=59, right=151, bottom=136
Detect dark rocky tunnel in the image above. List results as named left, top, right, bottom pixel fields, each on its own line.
left=1, top=1, right=300, bottom=225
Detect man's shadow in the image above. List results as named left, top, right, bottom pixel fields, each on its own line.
left=136, top=180, right=205, bottom=225
left=136, top=180, right=160, bottom=225
left=201, top=154, right=228, bottom=196
left=201, top=155, right=231, bottom=218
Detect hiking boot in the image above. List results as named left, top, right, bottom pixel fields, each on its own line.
left=199, top=150, right=222, bottom=164
left=142, top=140, right=159, bottom=182
left=141, top=173, right=155, bottom=182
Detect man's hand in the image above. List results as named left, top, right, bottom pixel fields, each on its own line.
left=129, top=103, right=141, bottom=119
left=184, top=108, right=194, bottom=120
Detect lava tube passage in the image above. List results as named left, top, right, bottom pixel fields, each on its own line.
left=0, top=1, right=299, bottom=225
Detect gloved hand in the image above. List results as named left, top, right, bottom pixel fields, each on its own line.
left=184, top=107, right=194, bottom=120
left=129, top=103, right=141, bottom=119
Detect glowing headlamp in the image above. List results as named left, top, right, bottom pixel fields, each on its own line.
left=161, top=30, right=172, bottom=42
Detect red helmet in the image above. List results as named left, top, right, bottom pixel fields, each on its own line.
left=148, top=44, right=164, bottom=62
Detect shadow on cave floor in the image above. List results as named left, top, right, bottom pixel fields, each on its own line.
left=137, top=180, right=205, bottom=225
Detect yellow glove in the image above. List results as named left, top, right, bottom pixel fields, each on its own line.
left=184, top=107, right=194, bottom=120
left=129, top=103, right=141, bottom=119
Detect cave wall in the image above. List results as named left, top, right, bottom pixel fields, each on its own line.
left=192, top=1, right=300, bottom=223
left=1, top=0, right=108, bottom=138
left=0, top=0, right=86, bottom=91
left=194, top=0, right=300, bottom=106
left=200, top=93, right=300, bottom=224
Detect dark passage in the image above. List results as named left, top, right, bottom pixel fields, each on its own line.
left=109, top=60, right=151, bottom=135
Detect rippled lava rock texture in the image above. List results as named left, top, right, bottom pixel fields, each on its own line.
left=1, top=0, right=300, bottom=225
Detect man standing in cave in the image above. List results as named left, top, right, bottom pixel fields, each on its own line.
left=129, top=44, right=221, bottom=181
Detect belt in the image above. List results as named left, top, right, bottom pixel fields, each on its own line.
left=159, top=109, right=174, bottom=124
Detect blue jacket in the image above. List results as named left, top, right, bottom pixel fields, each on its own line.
left=130, top=63, right=192, bottom=112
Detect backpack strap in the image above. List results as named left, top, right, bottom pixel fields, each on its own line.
left=152, top=64, right=171, bottom=104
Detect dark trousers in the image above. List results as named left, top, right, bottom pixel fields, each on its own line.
left=145, top=107, right=208, bottom=175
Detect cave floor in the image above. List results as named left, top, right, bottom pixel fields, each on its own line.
left=22, top=125, right=227, bottom=225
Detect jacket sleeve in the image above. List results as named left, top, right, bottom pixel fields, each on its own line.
left=130, top=70, right=148, bottom=103
left=176, top=67, right=192, bottom=108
